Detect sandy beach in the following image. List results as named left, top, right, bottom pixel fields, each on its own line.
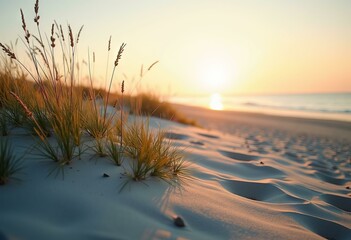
left=1, top=105, right=351, bottom=240
left=173, top=103, right=351, bottom=142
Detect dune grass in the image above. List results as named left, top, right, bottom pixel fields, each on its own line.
left=120, top=93, right=197, bottom=126
left=106, top=125, right=124, bottom=166
left=0, top=0, right=190, bottom=188
left=122, top=119, right=188, bottom=186
left=0, top=110, right=9, bottom=136
left=0, top=137, right=23, bottom=185
left=106, top=137, right=124, bottom=166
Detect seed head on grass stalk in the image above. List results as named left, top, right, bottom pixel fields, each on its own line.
left=104, top=43, right=126, bottom=120
left=104, top=36, right=112, bottom=92
left=120, top=80, right=125, bottom=148
left=68, top=25, right=74, bottom=48
left=147, top=61, right=159, bottom=71
left=50, top=23, right=56, bottom=48
left=0, top=41, right=45, bottom=89
left=59, top=25, right=65, bottom=42
left=20, top=9, right=30, bottom=44
left=76, top=25, right=84, bottom=44
left=34, top=0, right=40, bottom=26
left=0, top=43, right=16, bottom=60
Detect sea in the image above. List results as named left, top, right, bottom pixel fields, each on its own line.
left=169, top=92, right=351, bottom=122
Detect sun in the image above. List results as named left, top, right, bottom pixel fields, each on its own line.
left=209, top=93, right=223, bottom=110
left=202, top=64, right=227, bottom=90
left=195, top=53, right=237, bottom=94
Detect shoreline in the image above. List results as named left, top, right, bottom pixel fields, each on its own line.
left=172, top=103, right=351, bottom=142
left=169, top=92, right=351, bottom=123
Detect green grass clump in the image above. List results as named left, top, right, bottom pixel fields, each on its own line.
left=0, top=137, right=23, bottom=185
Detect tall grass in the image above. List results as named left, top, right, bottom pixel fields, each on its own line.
left=0, top=1, right=90, bottom=167
left=0, top=0, right=190, bottom=187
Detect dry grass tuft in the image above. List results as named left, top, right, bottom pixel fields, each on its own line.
left=121, top=119, right=189, bottom=189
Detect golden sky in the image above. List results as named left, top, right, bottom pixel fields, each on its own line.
left=1, top=0, right=350, bottom=96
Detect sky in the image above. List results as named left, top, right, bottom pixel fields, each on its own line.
left=0, top=0, right=351, bottom=97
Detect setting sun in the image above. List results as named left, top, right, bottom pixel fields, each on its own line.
left=193, top=48, right=238, bottom=95
left=209, top=93, right=223, bottom=110
left=201, top=63, right=227, bottom=90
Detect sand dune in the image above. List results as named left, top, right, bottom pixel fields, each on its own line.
left=0, top=106, right=351, bottom=239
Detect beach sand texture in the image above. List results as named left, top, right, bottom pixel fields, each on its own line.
left=1, top=107, right=351, bottom=240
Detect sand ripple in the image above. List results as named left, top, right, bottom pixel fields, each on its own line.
left=221, top=179, right=304, bottom=204
left=218, top=150, right=258, bottom=161
left=320, top=194, right=351, bottom=212
left=286, top=212, right=351, bottom=240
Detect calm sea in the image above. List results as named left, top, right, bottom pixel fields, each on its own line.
left=169, top=93, right=351, bottom=122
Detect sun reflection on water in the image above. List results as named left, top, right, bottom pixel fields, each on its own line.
left=209, top=93, right=223, bottom=110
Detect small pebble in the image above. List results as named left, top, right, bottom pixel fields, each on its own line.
left=174, top=216, right=185, bottom=227
left=103, top=173, right=110, bottom=178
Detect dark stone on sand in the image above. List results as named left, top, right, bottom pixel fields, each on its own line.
left=174, top=216, right=185, bottom=227
left=103, top=173, right=110, bottom=178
